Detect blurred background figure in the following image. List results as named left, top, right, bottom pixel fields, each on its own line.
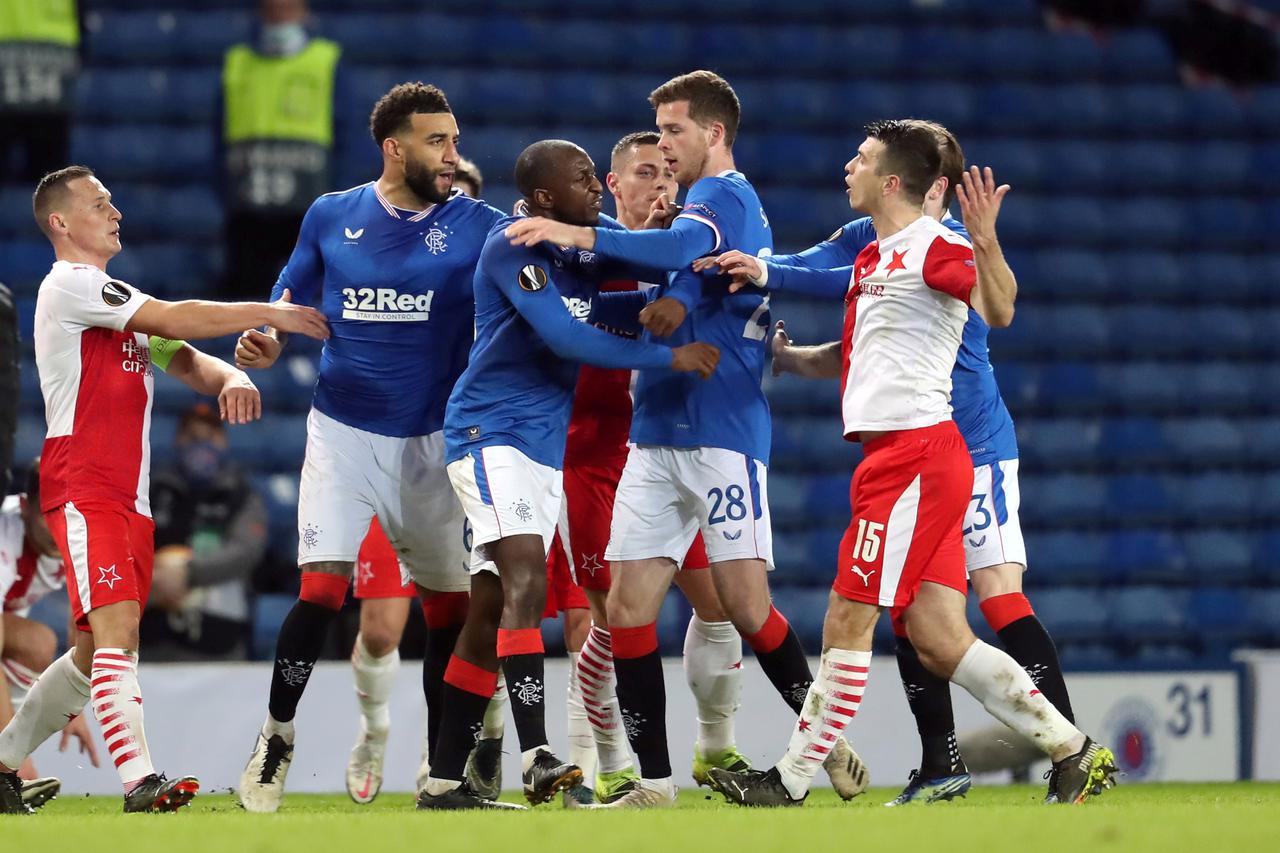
left=453, top=156, right=483, bottom=198
left=0, top=282, right=16, bottom=496
left=0, top=0, right=79, bottom=183
left=220, top=0, right=340, bottom=300
left=144, top=404, right=268, bottom=661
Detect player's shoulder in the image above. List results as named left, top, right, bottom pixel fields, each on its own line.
left=311, top=182, right=371, bottom=216
left=832, top=216, right=876, bottom=247
left=916, top=215, right=972, bottom=250
left=443, top=191, right=506, bottom=227
left=42, top=260, right=109, bottom=290
left=940, top=213, right=969, bottom=242
left=40, top=260, right=138, bottom=306
left=690, top=170, right=753, bottom=202
left=479, top=215, right=533, bottom=267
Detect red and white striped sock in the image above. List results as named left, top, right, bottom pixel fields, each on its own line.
left=91, top=649, right=155, bottom=793
left=577, top=624, right=632, bottom=774
left=775, top=647, right=871, bottom=800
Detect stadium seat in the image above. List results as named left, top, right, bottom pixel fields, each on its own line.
left=1189, top=587, right=1251, bottom=643
left=1182, top=532, right=1254, bottom=584
left=1108, top=587, right=1189, bottom=643
left=1022, top=531, right=1106, bottom=585
left=1164, top=417, right=1246, bottom=467
left=1110, top=530, right=1189, bottom=585
left=1033, top=588, right=1110, bottom=643
left=1246, top=590, right=1280, bottom=644
left=250, top=594, right=297, bottom=660
left=769, top=587, right=830, bottom=650
left=0, top=241, right=53, bottom=292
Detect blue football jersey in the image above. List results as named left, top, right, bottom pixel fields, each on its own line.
left=774, top=213, right=1018, bottom=465
left=629, top=171, right=775, bottom=463
left=444, top=215, right=674, bottom=470
left=272, top=183, right=504, bottom=438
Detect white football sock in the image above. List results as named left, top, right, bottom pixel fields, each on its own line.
left=683, top=615, right=742, bottom=755
left=2, top=659, right=39, bottom=712
left=351, top=633, right=398, bottom=735
left=950, top=639, right=1084, bottom=761
left=0, top=650, right=89, bottom=771
left=566, top=652, right=598, bottom=785
left=91, top=648, right=155, bottom=792
left=578, top=624, right=633, bottom=774
left=775, top=647, right=870, bottom=800
left=482, top=672, right=507, bottom=740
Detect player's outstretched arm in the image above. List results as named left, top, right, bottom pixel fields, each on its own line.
left=126, top=294, right=329, bottom=343
left=771, top=321, right=841, bottom=379
left=956, top=165, right=1016, bottom=328
left=506, top=215, right=716, bottom=272
left=162, top=343, right=262, bottom=425
left=235, top=288, right=299, bottom=369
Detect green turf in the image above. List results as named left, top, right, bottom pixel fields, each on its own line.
left=8, top=784, right=1279, bottom=853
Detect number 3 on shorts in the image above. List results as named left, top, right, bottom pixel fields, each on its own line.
left=707, top=485, right=748, bottom=525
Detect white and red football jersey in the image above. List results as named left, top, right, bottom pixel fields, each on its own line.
left=0, top=495, right=65, bottom=615
left=34, top=261, right=155, bottom=516
left=840, top=215, right=976, bottom=437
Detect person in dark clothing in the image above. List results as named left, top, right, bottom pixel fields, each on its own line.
left=144, top=404, right=268, bottom=660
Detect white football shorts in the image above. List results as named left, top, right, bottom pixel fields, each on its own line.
left=446, top=445, right=563, bottom=576
left=296, top=408, right=469, bottom=592
left=606, top=445, right=773, bottom=569
left=963, top=458, right=1027, bottom=573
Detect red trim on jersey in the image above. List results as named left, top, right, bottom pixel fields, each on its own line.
left=841, top=244, right=879, bottom=436
left=920, top=235, right=976, bottom=304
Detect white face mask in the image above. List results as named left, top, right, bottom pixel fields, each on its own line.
left=259, top=22, right=308, bottom=57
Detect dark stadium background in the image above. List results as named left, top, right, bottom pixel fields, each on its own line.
left=5, top=0, right=1280, bottom=670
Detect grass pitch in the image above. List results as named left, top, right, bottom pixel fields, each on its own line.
left=9, top=784, right=1278, bottom=853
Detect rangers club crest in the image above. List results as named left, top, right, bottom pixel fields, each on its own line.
left=513, top=675, right=543, bottom=707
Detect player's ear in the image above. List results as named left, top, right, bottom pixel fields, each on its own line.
left=531, top=187, right=554, bottom=210
left=381, top=135, right=403, bottom=163
left=605, top=172, right=620, bottom=195
left=927, top=176, right=948, bottom=203
left=708, top=121, right=725, bottom=148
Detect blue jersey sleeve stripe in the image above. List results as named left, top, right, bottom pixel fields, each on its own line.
left=673, top=211, right=722, bottom=253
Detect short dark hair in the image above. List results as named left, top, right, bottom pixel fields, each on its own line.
left=455, top=156, right=483, bottom=196
left=864, top=119, right=942, bottom=206
left=514, top=139, right=586, bottom=199
left=610, top=131, right=661, bottom=171
left=909, top=119, right=965, bottom=209
left=369, top=82, right=451, bottom=145
left=32, top=165, right=94, bottom=238
left=649, top=70, right=740, bottom=147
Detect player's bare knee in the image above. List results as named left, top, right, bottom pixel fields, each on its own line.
left=586, top=589, right=609, bottom=628
left=675, top=571, right=728, bottom=622
left=970, top=562, right=1025, bottom=601
left=302, top=559, right=353, bottom=577
left=359, top=624, right=400, bottom=657
left=821, top=590, right=878, bottom=651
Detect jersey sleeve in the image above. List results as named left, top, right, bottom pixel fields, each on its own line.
left=48, top=270, right=151, bottom=333
left=675, top=177, right=747, bottom=255
left=271, top=199, right=325, bottom=304
left=765, top=262, right=852, bottom=299
left=921, top=235, right=976, bottom=304
left=591, top=215, right=717, bottom=272
left=485, top=240, right=674, bottom=371
left=588, top=290, right=648, bottom=336
left=771, top=218, right=873, bottom=269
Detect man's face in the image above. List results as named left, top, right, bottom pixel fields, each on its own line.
left=396, top=112, right=460, bottom=205
left=58, top=176, right=123, bottom=259
left=844, top=137, right=885, bottom=214
left=609, top=144, right=677, bottom=225
left=655, top=101, right=711, bottom=187
left=547, top=151, right=604, bottom=227
left=261, top=0, right=306, bottom=24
